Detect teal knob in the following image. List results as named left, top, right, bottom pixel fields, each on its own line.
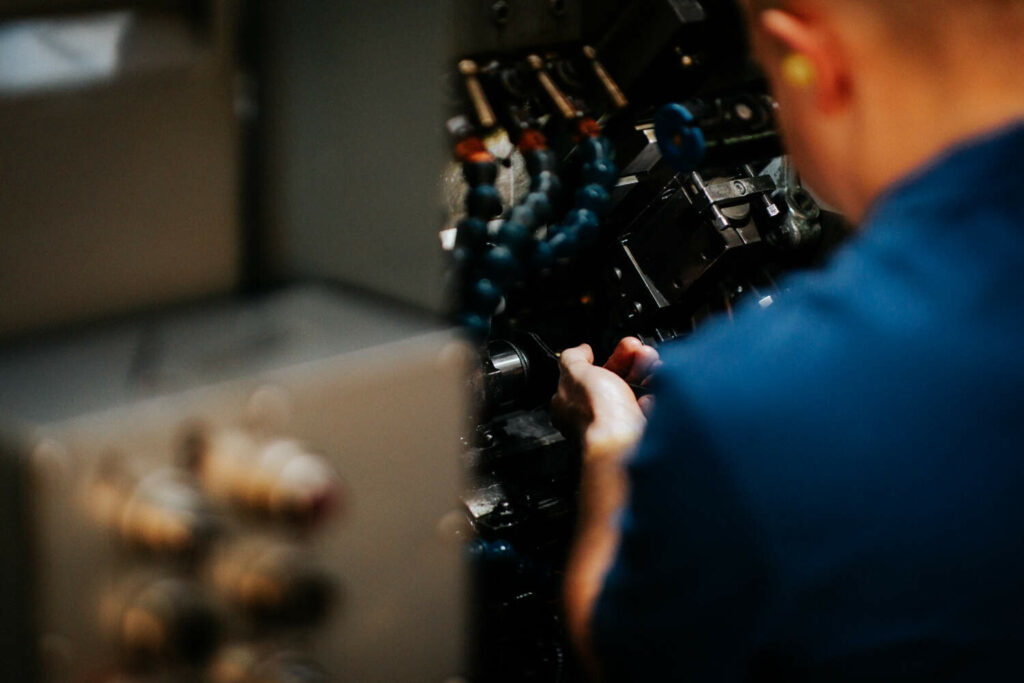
left=576, top=183, right=611, bottom=216
left=583, top=159, right=619, bottom=190
left=466, top=185, right=503, bottom=219
left=497, top=221, right=532, bottom=255
left=580, top=136, right=614, bottom=163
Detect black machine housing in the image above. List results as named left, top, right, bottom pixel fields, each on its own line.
left=446, top=1, right=850, bottom=680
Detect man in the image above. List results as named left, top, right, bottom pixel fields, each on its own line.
left=554, top=0, right=1024, bottom=679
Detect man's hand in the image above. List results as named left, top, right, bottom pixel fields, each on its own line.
left=554, top=337, right=660, bottom=673
left=552, top=337, right=660, bottom=456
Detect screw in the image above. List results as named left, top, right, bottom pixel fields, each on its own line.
left=491, top=0, right=511, bottom=26
left=792, top=189, right=817, bottom=213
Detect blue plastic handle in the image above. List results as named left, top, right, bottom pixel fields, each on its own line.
left=654, top=103, right=708, bottom=173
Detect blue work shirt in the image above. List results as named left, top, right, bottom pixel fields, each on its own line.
left=593, top=121, right=1024, bottom=681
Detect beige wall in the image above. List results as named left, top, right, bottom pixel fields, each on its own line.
left=0, top=3, right=240, bottom=338
left=261, top=1, right=448, bottom=313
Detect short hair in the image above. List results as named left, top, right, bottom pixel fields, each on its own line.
left=743, top=0, right=1022, bottom=49
left=745, top=0, right=1017, bottom=20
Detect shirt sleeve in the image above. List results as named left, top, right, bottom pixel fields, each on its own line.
left=590, top=359, right=773, bottom=682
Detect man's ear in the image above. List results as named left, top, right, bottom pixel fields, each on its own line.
left=759, top=8, right=851, bottom=115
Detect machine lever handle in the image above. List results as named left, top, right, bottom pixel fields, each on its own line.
left=527, top=54, right=578, bottom=120
left=583, top=46, right=628, bottom=110
left=459, top=59, right=497, bottom=129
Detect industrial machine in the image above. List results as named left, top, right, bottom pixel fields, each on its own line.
left=443, top=1, right=849, bottom=679
left=0, top=288, right=469, bottom=682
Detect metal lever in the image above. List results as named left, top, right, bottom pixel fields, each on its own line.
left=745, top=164, right=781, bottom=218
left=458, top=59, right=497, bottom=129
left=583, top=45, right=628, bottom=110
left=527, top=54, right=578, bottom=120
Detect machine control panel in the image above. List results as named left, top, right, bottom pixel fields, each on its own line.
left=4, top=312, right=469, bottom=682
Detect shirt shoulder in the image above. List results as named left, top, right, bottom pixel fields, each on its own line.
left=594, top=158, right=1024, bottom=677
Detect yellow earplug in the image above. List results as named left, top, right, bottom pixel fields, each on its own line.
left=781, top=53, right=816, bottom=88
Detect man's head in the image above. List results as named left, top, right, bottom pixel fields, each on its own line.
left=739, top=0, right=1024, bottom=222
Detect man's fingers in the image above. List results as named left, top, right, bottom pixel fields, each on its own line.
left=626, top=345, right=661, bottom=385
left=603, top=337, right=645, bottom=377
left=639, top=360, right=663, bottom=387
left=553, top=344, right=595, bottom=439
left=560, top=343, right=595, bottom=369
left=604, top=337, right=661, bottom=385
left=638, top=395, right=656, bottom=417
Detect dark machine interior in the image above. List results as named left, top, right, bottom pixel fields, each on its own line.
left=446, top=1, right=849, bottom=679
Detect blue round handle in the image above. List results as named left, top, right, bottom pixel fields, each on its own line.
left=654, top=103, right=707, bottom=173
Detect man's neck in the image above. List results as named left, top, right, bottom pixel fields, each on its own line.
left=852, top=80, right=1024, bottom=224
left=860, top=20, right=1024, bottom=218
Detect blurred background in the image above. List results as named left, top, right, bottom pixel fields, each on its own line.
left=0, top=2, right=460, bottom=682
left=0, top=0, right=449, bottom=339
